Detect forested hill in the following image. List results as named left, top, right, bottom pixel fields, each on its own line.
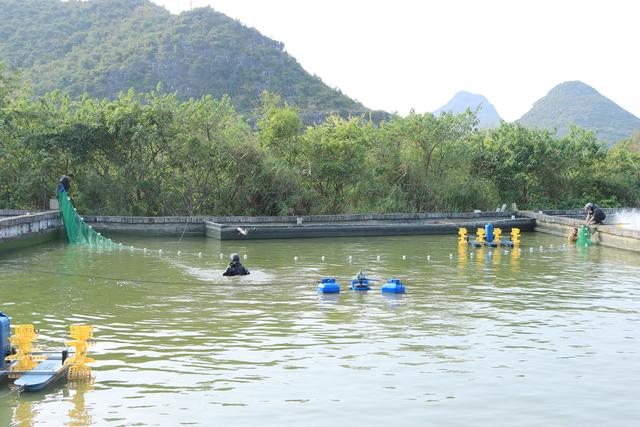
left=518, top=81, right=640, bottom=144
left=0, top=0, right=371, bottom=118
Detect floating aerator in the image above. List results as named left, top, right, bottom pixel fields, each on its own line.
left=317, top=277, right=340, bottom=293
left=381, top=279, right=406, bottom=294
left=351, top=279, right=371, bottom=291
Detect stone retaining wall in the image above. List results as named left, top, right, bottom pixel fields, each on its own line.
left=0, top=211, right=63, bottom=252
left=82, top=215, right=207, bottom=236
left=0, top=209, right=34, bottom=217
left=524, top=209, right=640, bottom=252
left=83, top=211, right=520, bottom=238
left=3, top=208, right=640, bottom=252
left=206, top=214, right=533, bottom=240
left=209, top=211, right=516, bottom=224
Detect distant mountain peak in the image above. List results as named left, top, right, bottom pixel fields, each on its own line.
left=550, top=80, right=599, bottom=94
left=451, top=90, right=489, bottom=102
left=434, top=91, right=501, bottom=128
left=519, top=80, right=640, bottom=144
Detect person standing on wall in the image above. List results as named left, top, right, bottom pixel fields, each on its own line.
left=58, top=173, right=74, bottom=194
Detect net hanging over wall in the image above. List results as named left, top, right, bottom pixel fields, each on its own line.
left=58, top=191, right=117, bottom=247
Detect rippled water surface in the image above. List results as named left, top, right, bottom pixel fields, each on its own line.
left=1, top=233, right=639, bottom=426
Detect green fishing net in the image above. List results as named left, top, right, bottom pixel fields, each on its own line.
left=58, top=191, right=116, bottom=246
left=576, top=225, right=592, bottom=246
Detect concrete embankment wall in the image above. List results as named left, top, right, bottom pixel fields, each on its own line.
left=3, top=210, right=533, bottom=243
left=80, top=211, right=534, bottom=240
left=83, top=215, right=207, bottom=236
left=205, top=211, right=534, bottom=240
left=209, top=211, right=515, bottom=224
left=0, top=209, right=33, bottom=217
left=524, top=209, right=640, bottom=253
left=3, top=208, right=640, bottom=252
left=0, top=210, right=63, bottom=253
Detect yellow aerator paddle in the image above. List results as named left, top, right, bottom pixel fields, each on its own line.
left=458, top=227, right=468, bottom=244
left=5, top=324, right=47, bottom=377
left=65, top=325, right=95, bottom=381
left=510, top=228, right=521, bottom=245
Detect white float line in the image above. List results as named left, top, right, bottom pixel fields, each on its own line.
left=85, top=241, right=574, bottom=264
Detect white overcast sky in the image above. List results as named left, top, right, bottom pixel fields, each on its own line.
left=151, top=0, right=639, bottom=121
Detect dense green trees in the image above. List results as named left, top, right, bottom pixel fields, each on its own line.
left=1, top=64, right=639, bottom=215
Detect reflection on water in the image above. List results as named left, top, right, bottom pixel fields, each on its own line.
left=609, top=209, right=640, bottom=231
left=7, top=382, right=94, bottom=427
left=510, top=247, right=520, bottom=272
left=65, top=382, right=93, bottom=427
left=12, top=400, right=34, bottom=427
left=1, top=233, right=639, bottom=426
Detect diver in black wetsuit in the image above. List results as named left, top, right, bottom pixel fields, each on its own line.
left=585, top=203, right=606, bottom=226
left=223, top=253, right=250, bottom=276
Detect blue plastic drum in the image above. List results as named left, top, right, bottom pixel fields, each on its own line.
left=381, top=279, right=406, bottom=294
left=318, top=277, right=341, bottom=293
left=0, top=312, right=10, bottom=358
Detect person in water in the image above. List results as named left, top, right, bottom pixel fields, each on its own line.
left=585, top=203, right=606, bottom=226
left=568, top=227, right=579, bottom=242
left=353, top=269, right=368, bottom=284
left=58, top=173, right=74, bottom=194
left=351, top=269, right=371, bottom=290
left=223, top=253, right=250, bottom=276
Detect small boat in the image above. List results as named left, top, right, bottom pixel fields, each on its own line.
left=1, top=314, right=94, bottom=393
left=12, top=351, right=70, bottom=392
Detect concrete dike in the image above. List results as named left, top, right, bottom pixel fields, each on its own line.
left=82, top=215, right=207, bottom=236
left=0, top=210, right=63, bottom=253
left=204, top=211, right=533, bottom=240
left=3, top=207, right=640, bottom=253
left=524, top=209, right=640, bottom=252
left=82, top=211, right=535, bottom=239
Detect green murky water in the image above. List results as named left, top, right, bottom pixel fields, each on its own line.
left=1, top=233, right=639, bottom=426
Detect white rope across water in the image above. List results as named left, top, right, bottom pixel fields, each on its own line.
left=75, top=240, right=576, bottom=264
left=0, top=242, right=590, bottom=288
left=60, top=193, right=577, bottom=265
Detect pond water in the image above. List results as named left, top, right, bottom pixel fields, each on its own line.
left=1, top=233, right=639, bottom=426
left=609, top=209, right=640, bottom=231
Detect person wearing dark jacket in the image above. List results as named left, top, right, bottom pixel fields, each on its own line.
left=223, top=253, right=250, bottom=276
left=585, top=203, right=606, bottom=225
left=58, top=173, right=74, bottom=193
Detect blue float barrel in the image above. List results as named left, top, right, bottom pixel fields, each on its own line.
left=484, top=223, right=494, bottom=242
left=0, top=312, right=10, bottom=358
left=381, top=279, right=406, bottom=294
left=318, top=277, right=341, bottom=293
